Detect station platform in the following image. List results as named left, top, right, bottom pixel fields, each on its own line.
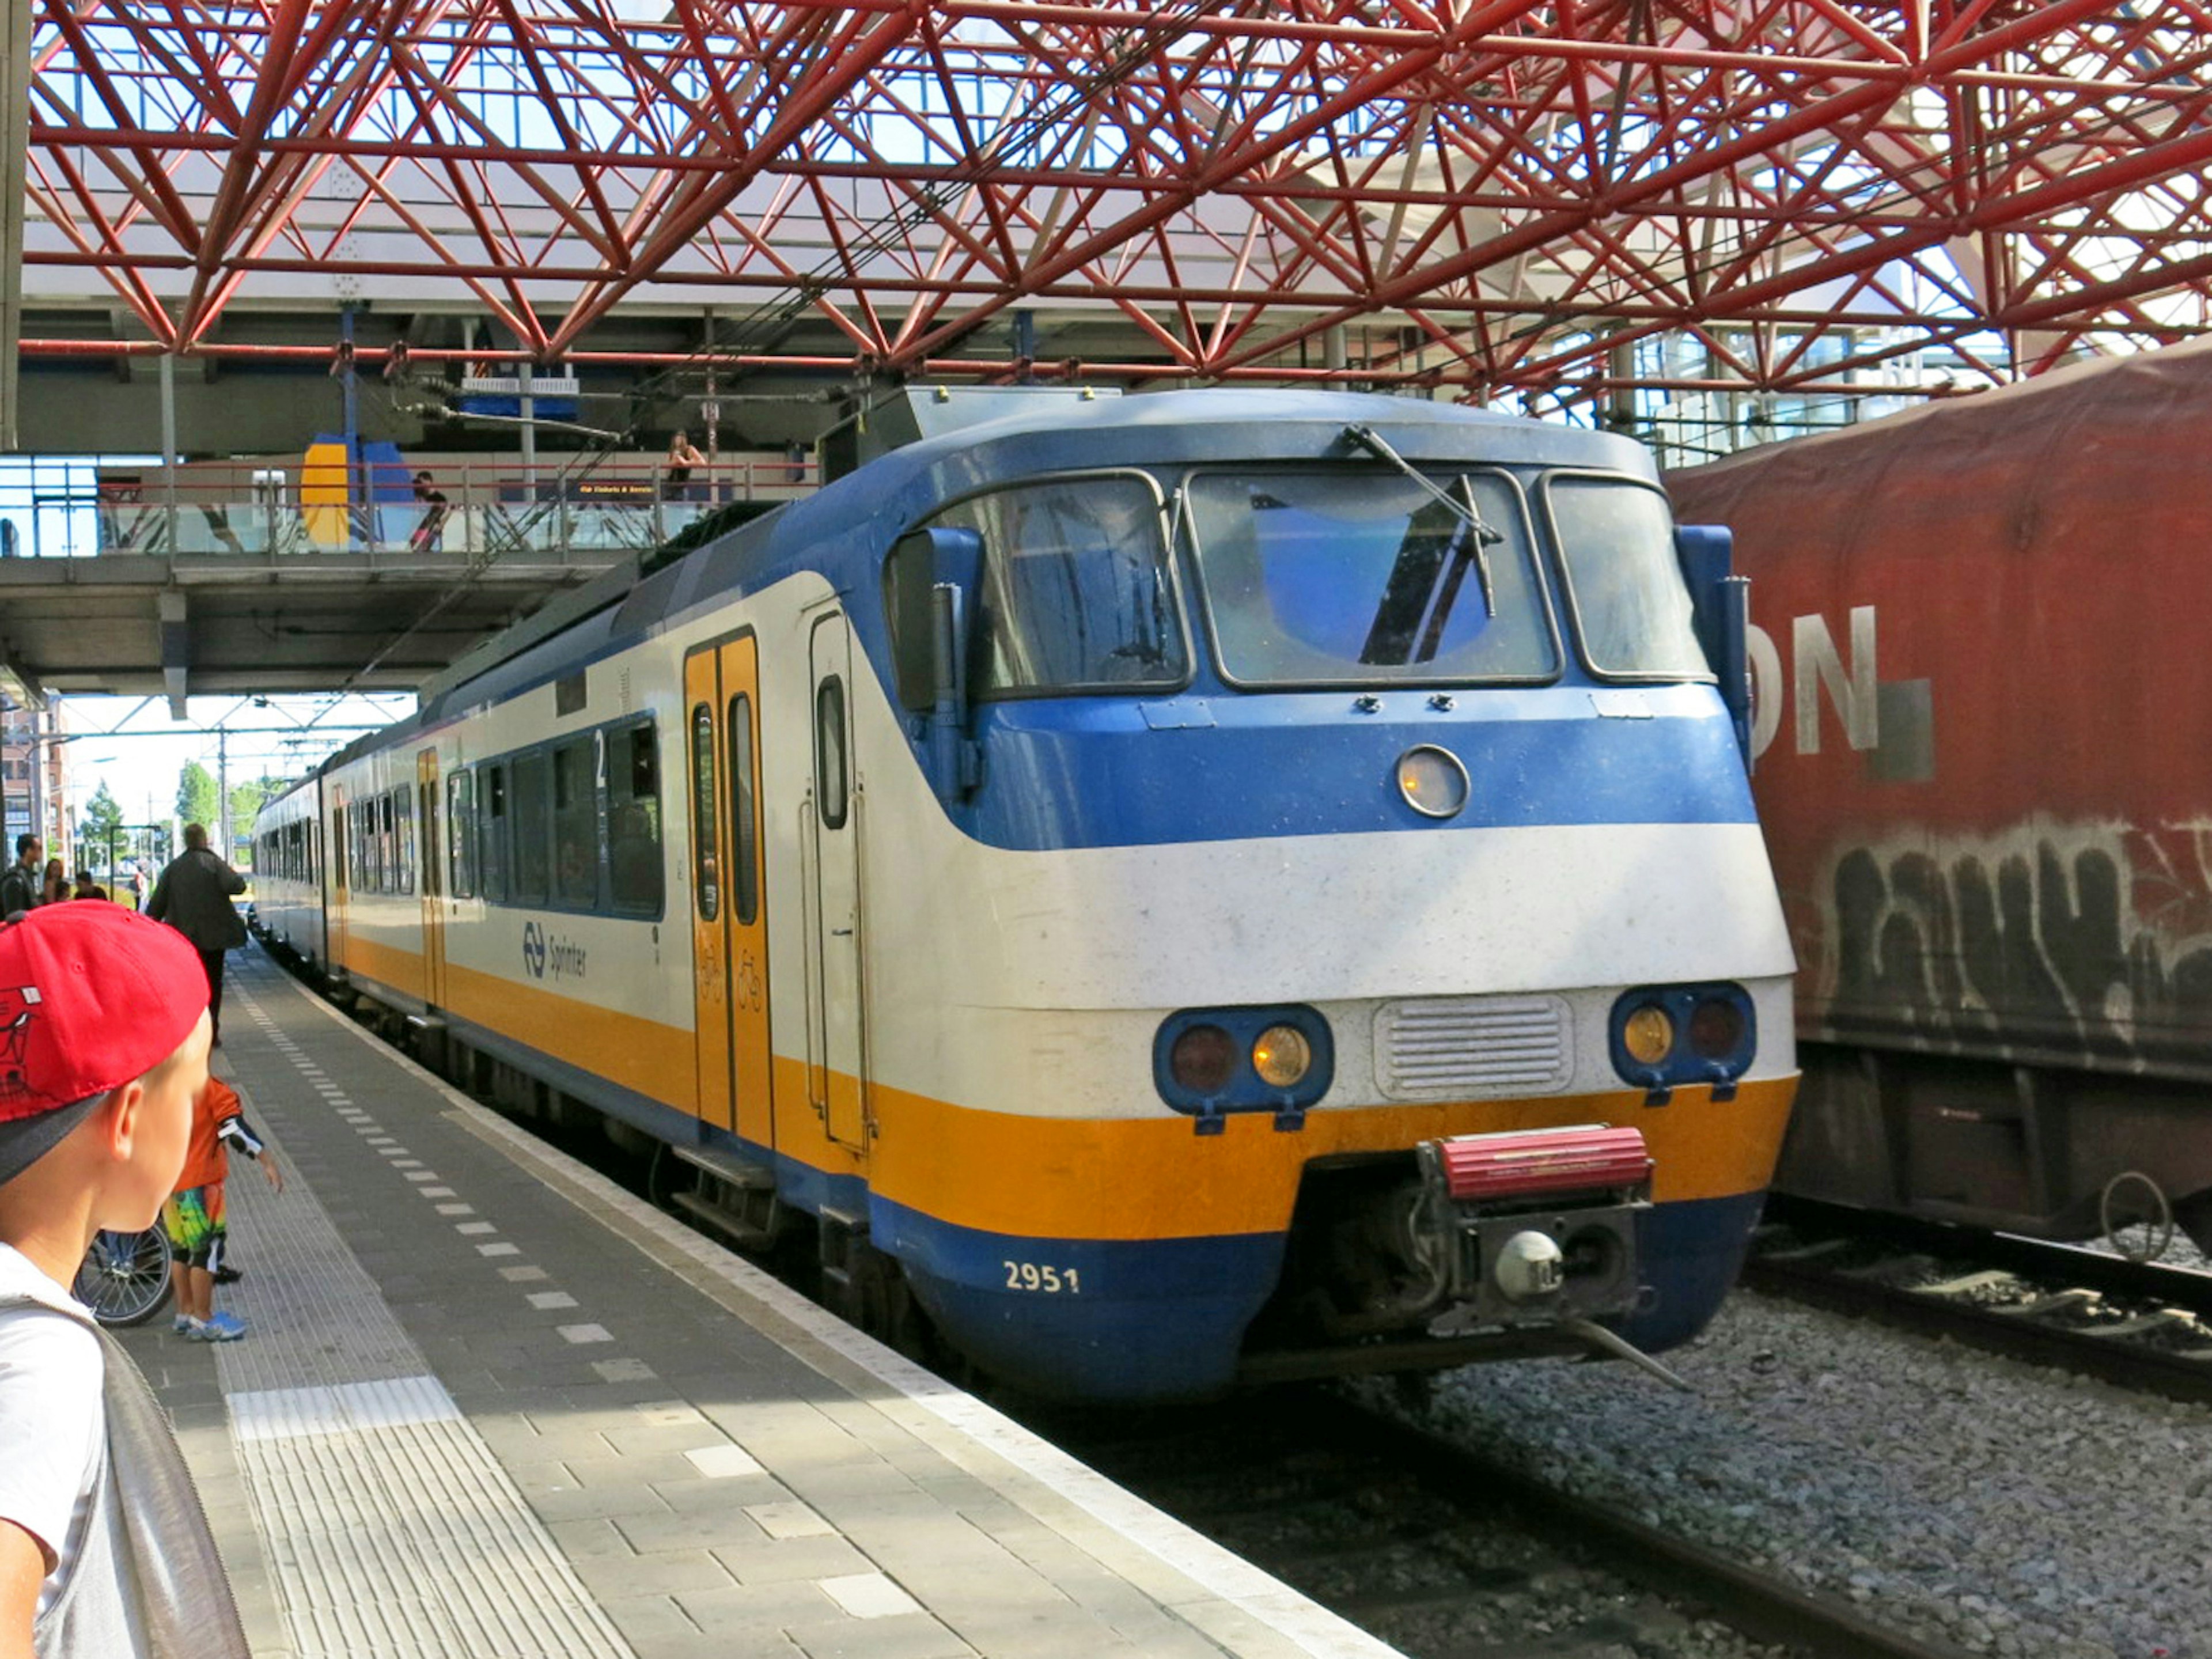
left=111, top=946, right=1400, bottom=1659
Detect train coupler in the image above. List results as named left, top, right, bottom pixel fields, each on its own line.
left=1411, top=1124, right=1653, bottom=1336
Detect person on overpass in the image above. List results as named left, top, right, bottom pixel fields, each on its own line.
left=145, top=827, right=248, bottom=1046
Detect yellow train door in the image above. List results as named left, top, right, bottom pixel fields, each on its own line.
left=684, top=635, right=774, bottom=1148
left=416, top=749, right=446, bottom=1010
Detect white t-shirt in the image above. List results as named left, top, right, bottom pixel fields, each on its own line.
left=0, top=1243, right=105, bottom=1619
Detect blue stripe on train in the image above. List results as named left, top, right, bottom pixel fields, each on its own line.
left=870, top=1188, right=1768, bottom=1403
left=943, top=685, right=1756, bottom=853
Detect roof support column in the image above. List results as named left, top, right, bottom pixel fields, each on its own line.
left=158, top=589, right=188, bottom=718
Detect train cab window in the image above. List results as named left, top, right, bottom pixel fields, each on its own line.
left=915, top=475, right=1185, bottom=694
left=608, top=720, right=662, bottom=916
left=448, top=772, right=476, bottom=899
left=395, top=783, right=415, bottom=895
left=551, top=737, right=598, bottom=907
left=479, top=764, right=510, bottom=903
left=690, top=704, right=719, bottom=923
left=1543, top=476, right=1711, bottom=679
left=1187, top=468, right=1558, bottom=686
left=815, top=677, right=849, bottom=831
left=513, top=751, right=551, bottom=905
left=727, top=695, right=757, bottom=926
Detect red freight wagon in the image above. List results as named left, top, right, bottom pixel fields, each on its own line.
left=1666, top=341, right=2212, bottom=1253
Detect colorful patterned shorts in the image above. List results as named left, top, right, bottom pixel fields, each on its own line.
left=162, top=1183, right=228, bottom=1267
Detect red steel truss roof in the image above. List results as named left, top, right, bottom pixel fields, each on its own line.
left=24, top=2, right=2212, bottom=406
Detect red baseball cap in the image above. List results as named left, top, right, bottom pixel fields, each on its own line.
left=0, top=903, right=209, bottom=1184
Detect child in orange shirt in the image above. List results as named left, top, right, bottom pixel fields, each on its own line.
left=164, top=1075, right=279, bottom=1341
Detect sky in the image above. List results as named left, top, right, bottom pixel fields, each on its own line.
left=55, top=692, right=417, bottom=850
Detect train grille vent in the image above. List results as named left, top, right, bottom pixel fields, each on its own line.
left=1373, top=996, right=1573, bottom=1099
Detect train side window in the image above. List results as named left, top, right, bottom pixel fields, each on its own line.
left=513, top=751, right=551, bottom=905
left=608, top=720, right=662, bottom=916
left=480, top=764, right=510, bottom=903
left=552, top=737, right=599, bottom=907
left=396, top=783, right=415, bottom=896
left=815, top=676, right=849, bottom=831
left=371, top=793, right=390, bottom=892
left=448, top=772, right=476, bottom=899
left=727, top=695, right=757, bottom=925
left=690, top=703, right=719, bottom=922
left=331, top=808, right=346, bottom=888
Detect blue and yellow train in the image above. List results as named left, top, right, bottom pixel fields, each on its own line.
left=253, top=388, right=1797, bottom=1404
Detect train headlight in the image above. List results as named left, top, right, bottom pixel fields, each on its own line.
left=1252, top=1025, right=1312, bottom=1089
left=1154, top=1006, right=1335, bottom=1128
left=1168, top=1024, right=1237, bottom=1096
left=1607, top=983, right=1757, bottom=1096
left=1396, top=745, right=1469, bottom=819
left=1620, top=1005, right=1675, bottom=1066
left=1687, top=996, right=1747, bottom=1060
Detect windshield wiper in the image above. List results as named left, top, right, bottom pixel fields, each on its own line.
left=1342, top=424, right=1500, bottom=622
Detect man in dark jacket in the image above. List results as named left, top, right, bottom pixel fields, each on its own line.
left=0, top=837, right=40, bottom=918
left=146, top=825, right=248, bottom=1043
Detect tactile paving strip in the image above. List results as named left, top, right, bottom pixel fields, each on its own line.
left=214, top=972, right=631, bottom=1659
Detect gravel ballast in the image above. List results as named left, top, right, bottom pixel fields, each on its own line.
left=1363, top=1288, right=2210, bottom=1659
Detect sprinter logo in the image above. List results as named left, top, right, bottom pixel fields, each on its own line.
left=522, top=921, right=588, bottom=983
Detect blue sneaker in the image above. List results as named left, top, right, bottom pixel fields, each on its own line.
left=172, top=1315, right=195, bottom=1335
left=199, top=1311, right=247, bottom=1342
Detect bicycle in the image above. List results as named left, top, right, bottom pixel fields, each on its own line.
left=74, top=1226, right=175, bottom=1327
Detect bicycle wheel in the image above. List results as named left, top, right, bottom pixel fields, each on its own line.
left=74, top=1228, right=175, bottom=1327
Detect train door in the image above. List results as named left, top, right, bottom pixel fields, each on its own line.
left=327, top=790, right=350, bottom=969
left=685, top=635, right=775, bottom=1147
left=806, top=612, right=868, bottom=1152
left=416, top=749, right=446, bottom=1010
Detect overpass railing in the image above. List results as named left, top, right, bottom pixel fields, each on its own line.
left=72, top=455, right=817, bottom=562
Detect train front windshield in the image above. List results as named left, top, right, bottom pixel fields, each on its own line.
left=1185, top=469, right=1560, bottom=686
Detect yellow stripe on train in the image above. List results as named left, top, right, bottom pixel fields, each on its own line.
left=339, top=935, right=1793, bottom=1243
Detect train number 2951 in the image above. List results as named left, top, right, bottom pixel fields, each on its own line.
left=1003, top=1260, right=1081, bottom=1294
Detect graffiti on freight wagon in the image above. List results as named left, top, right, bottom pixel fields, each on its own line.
left=1811, top=821, right=2212, bottom=1070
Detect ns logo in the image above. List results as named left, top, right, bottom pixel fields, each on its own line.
left=1746, top=604, right=1932, bottom=783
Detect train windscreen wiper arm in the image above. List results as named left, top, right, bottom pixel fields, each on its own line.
left=1342, top=424, right=1500, bottom=619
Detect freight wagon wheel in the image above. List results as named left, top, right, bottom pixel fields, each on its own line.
left=2099, top=1171, right=2175, bottom=1264
left=74, top=1226, right=175, bottom=1328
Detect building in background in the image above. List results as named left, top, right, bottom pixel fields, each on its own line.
left=0, top=701, right=67, bottom=867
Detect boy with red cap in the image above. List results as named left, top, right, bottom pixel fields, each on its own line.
left=0, top=904, right=247, bottom=1657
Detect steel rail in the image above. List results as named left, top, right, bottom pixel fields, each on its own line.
left=1747, top=1194, right=2212, bottom=1407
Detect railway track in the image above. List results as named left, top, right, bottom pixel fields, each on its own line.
left=1747, top=1194, right=2212, bottom=1404
left=1041, top=1387, right=1974, bottom=1659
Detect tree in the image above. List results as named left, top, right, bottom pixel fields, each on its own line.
left=229, top=775, right=285, bottom=837
left=78, top=780, right=124, bottom=871
left=176, top=760, right=220, bottom=831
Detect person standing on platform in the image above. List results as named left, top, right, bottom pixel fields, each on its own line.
left=407, top=470, right=450, bottom=553
left=0, top=903, right=248, bottom=1658
left=69, top=874, right=104, bottom=903
left=663, top=429, right=706, bottom=499
left=38, top=862, right=66, bottom=909
left=0, top=839, right=41, bottom=918
left=164, top=1074, right=278, bottom=1342
left=145, top=826, right=247, bottom=1047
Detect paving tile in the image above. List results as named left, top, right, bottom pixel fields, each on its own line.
left=708, top=1533, right=874, bottom=1586
left=778, top=1612, right=978, bottom=1659
left=573, top=1548, right=735, bottom=1599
